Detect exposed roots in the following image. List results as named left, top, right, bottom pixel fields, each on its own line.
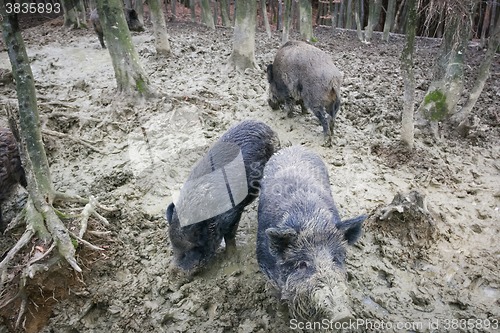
left=0, top=194, right=118, bottom=327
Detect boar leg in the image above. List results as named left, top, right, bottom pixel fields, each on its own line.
left=224, top=211, right=243, bottom=253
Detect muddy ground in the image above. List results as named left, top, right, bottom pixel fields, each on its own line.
left=0, top=11, right=499, bottom=333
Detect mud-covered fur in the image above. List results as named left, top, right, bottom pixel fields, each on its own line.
left=0, top=128, right=27, bottom=231
left=90, top=8, right=144, bottom=49
left=267, top=41, right=343, bottom=139
left=167, top=120, right=280, bottom=275
left=257, top=146, right=366, bottom=321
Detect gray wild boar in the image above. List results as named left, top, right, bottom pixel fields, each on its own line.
left=257, top=146, right=367, bottom=322
left=267, top=41, right=343, bottom=144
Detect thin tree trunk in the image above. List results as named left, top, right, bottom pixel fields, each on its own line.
left=172, top=0, right=177, bottom=21
left=282, top=0, right=291, bottom=42
left=233, top=0, right=237, bottom=26
left=333, top=1, right=338, bottom=28
left=190, top=0, right=197, bottom=22
left=298, top=0, right=312, bottom=40
left=330, top=0, right=336, bottom=33
left=150, top=0, right=172, bottom=56
left=393, top=0, right=405, bottom=33
left=338, top=0, right=345, bottom=28
left=480, top=1, right=491, bottom=48
left=452, top=18, right=500, bottom=127
left=213, top=0, right=218, bottom=25
left=220, top=0, right=231, bottom=27
left=382, top=0, right=395, bottom=41
left=418, top=1, right=477, bottom=122
left=200, top=0, right=215, bottom=28
left=97, top=0, right=154, bottom=95
left=261, top=0, right=272, bottom=37
left=490, top=0, right=498, bottom=38
left=135, top=0, right=144, bottom=24
left=77, top=0, right=87, bottom=26
left=278, top=0, right=283, bottom=30
left=346, top=0, right=352, bottom=29
left=365, top=0, right=375, bottom=40
left=401, top=0, right=417, bottom=148
left=229, top=0, right=258, bottom=71
left=398, top=0, right=408, bottom=33
left=316, top=1, right=322, bottom=25
left=61, top=0, right=81, bottom=28
left=354, top=0, right=363, bottom=41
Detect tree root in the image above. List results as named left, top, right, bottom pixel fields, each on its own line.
left=1, top=255, right=61, bottom=329
left=41, top=129, right=105, bottom=154
left=0, top=194, right=118, bottom=326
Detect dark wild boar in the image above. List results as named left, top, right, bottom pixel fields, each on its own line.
left=257, top=146, right=367, bottom=322
left=90, top=8, right=144, bottom=49
left=167, top=120, right=280, bottom=276
left=0, top=128, right=27, bottom=232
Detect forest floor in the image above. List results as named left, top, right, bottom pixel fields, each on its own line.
left=0, top=10, right=499, bottom=333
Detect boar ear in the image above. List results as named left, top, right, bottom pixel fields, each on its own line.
left=266, top=227, right=297, bottom=258
left=336, top=215, right=367, bottom=245
left=166, top=203, right=175, bottom=224
left=267, top=64, right=273, bottom=83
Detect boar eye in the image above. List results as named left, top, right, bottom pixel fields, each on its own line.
left=299, top=261, right=307, bottom=270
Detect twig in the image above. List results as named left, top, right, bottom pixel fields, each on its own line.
left=0, top=226, right=36, bottom=287
left=27, top=243, right=56, bottom=266
left=68, top=231, right=104, bottom=251
left=41, top=129, right=104, bottom=154
left=87, top=230, right=111, bottom=236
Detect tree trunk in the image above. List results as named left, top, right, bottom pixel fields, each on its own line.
left=365, top=0, right=376, bottom=40
left=220, top=0, right=231, bottom=27
left=418, top=1, right=476, bottom=122
left=401, top=0, right=417, bottom=148
left=345, top=0, right=352, bottom=29
left=451, top=17, right=500, bottom=127
left=190, top=0, right=197, bottom=22
left=338, top=0, right=344, bottom=28
left=315, top=1, right=322, bottom=25
left=382, top=0, right=395, bottom=41
left=213, top=0, right=218, bottom=25
left=149, top=0, right=172, bottom=56
left=278, top=0, right=283, bottom=30
left=480, top=1, right=492, bottom=48
left=282, top=0, right=291, bottom=42
left=261, top=0, right=272, bottom=37
left=233, top=0, right=237, bottom=26
left=292, top=0, right=298, bottom=30
left=97, top=0, right=155, bottom=95
left=354, top=0, right=363, bottom=40
left=61, top=0, right=82, bottom=28
left=333, top=1, right=338, bottom=28
left=0, top=8, right=82, bottom=276
left=330, top=0, right=336, bottom=33
left=172, top=0, right=177, bottom=21
left=490, top=0, right=498, bottom=39
left=135, top=0, right=144, bottom=24
left=229, top=0, right=258, bottom=71
left=298, top=0, right=312, bottom=40
left=200, top=0, right=215, bottom=28
left=392, top=0, right=405, bottom=33
left=77, top=0, right=87, bottom=26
